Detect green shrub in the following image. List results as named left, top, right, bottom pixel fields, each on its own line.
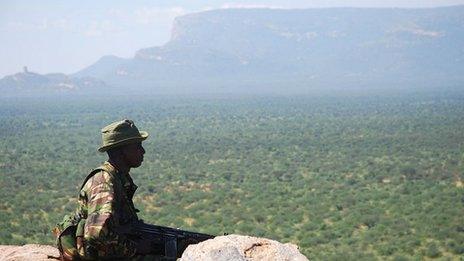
left=447, top=240, right=464, bottom=255
left=424, top=243, right=441, bottom=258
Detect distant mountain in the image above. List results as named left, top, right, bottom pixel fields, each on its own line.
left=3, top=6, right=464, bottom=95
left=73, top=6, right=464, bottom=94
left=0, top=67, right=106, bottom=94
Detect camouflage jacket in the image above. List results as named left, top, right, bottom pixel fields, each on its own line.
left=78, top=161, right=139, bottom=259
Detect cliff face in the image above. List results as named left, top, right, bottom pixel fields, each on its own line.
left=74, top=6, right=464, bottom=93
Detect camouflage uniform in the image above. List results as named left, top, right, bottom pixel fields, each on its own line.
left=55, top=120, right=155, bottom=260
left=78, top=161, right=139, bottom=259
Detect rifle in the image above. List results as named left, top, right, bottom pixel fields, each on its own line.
left=119, top=221, right=215, bottom=259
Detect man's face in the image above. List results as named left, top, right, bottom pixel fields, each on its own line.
left=122, top=141, right=145, bottom=168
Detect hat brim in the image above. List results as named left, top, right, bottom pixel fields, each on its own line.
left=98, top=131, right=148, bottom=152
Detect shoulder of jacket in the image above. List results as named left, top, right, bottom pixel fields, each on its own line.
left=81, top=167, right=115, bottom=191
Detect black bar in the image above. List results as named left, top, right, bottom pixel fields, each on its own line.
left=165, top=236, right=177, bottom=259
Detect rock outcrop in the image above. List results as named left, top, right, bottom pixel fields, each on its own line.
left=180, top=234, right=308, bottom=261
left=0, top=244, right=60, bottom=261
left=0, top=235, right=308, bottom=261
left=0, top=70, right=106, bottom=94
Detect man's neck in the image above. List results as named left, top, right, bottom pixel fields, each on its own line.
left=108, top=158, right=130, bottom=174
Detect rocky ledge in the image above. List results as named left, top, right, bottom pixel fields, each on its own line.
left=0, top=244, right=60, bottom=261
left=0, top=235, right=308, bottom=261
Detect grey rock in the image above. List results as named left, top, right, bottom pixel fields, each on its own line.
left=180, top=234, right=308, bottom=261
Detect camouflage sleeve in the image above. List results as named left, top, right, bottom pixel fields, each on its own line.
left=83, top=171, right=137, bottom=258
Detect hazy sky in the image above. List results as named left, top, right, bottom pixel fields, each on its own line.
left=1, top=0, right=464, bottom=78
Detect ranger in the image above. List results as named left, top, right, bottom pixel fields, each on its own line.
left=55, top=119, right=163, bottom=260
left=55, top=119, right=213, bottom=260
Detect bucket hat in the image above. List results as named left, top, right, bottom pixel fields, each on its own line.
left=98, top=119, right=148, bottom=152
